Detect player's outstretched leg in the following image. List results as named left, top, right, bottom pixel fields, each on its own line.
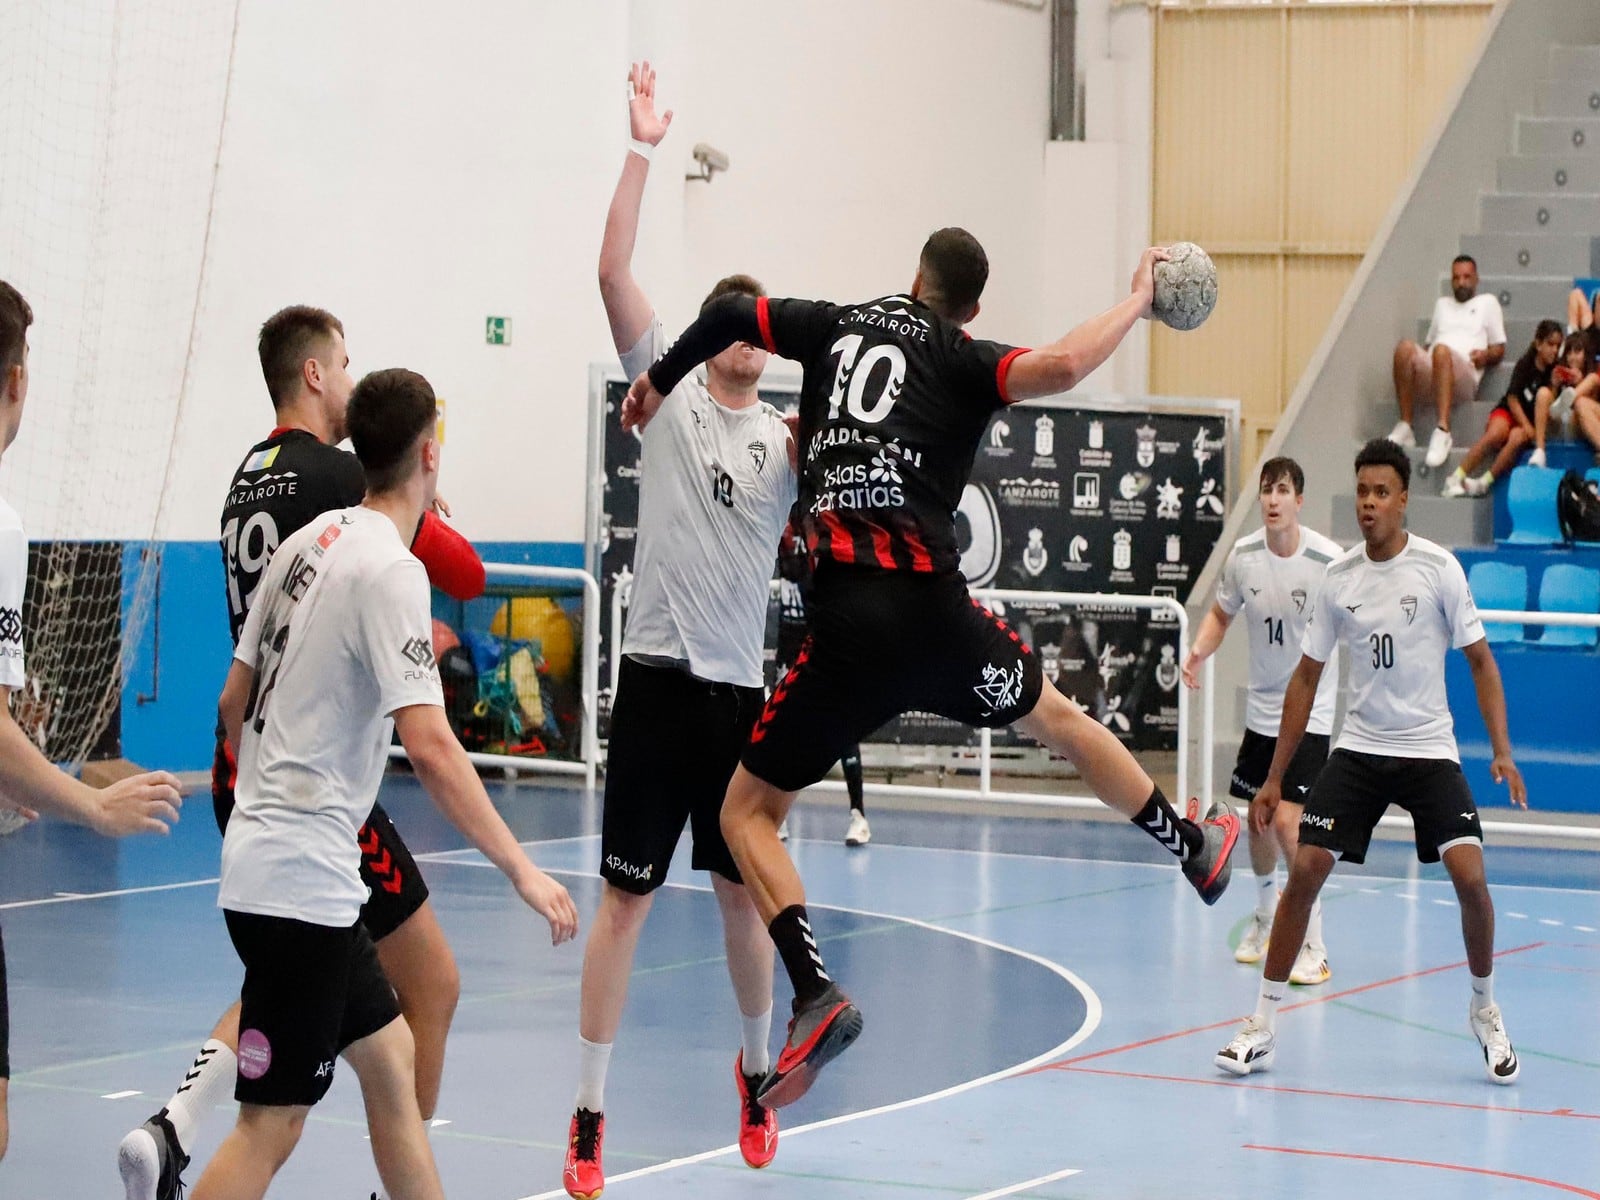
left=721, top=766, right=862, bottom=1109
left=120, top=1006, right=239, bottom=1200
left=1013, top=679, right=1239, bottom=903
left=710, top=875, right=778, bottom=1167
left=1445, top=843, right=1520, bottom=1083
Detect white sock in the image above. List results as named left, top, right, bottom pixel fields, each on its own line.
left=163, top=1039, right=237, bottom=1154
left=1255, top=873, right=1277, bottom=921
left=1306, top=897, right=1325, bottom=950
left=1255, top=976, right=1286, bottom=1033
left=1471, top=972, right=1494, bottom=1014
left=574, top=1036, right=613, bottom=1113
left=740, top=1007, right=773, bottom=1077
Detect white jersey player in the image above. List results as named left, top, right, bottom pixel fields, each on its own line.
left=1185, top=457, right=1340, bottom=984
left=1216, top=437, right=1525, bottom=1086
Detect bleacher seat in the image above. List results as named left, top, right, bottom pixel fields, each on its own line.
left=1536, top=563, right=1600, bottom=648
left=1467, top=561, right=1528, bottom=644
left=1503, top=466, right=1564, bottom=545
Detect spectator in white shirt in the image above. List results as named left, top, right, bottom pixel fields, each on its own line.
left=1389, top=255, right=1507, bottom=470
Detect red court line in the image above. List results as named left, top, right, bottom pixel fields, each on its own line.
left=1029, top=941, right=1545, bottom=1072
left=1057, top=1065, right=1600, bottom=1122
left=1244, top=1144, right=1600, bottom=1198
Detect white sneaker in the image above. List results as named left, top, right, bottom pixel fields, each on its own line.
left=1463, top=471, right=1492, bottom=497
left=1470, top=1003, right=1520, bottom=1084
left=777, top=818, right=790, bottom=843
left=844, top=810, right=871, bottom=846
left=1425, top=426, right=1453, bottom=469
left=1441, top=470, right=1467, bottom=498
left=1215, top=1015, right=1276, bottom=1076
left=1234, top=913, right=1271, bottom=964
left=1288, top=942, right=1331, bottom=986
left=1529, top=446, right=1547, bottom=468
left=1550, top=385, right=1576, bottom=425
left=1388, top=420, right=1416, bottom=448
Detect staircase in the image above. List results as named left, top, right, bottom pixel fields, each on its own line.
left=1335, top=44, right=1600, bottom=549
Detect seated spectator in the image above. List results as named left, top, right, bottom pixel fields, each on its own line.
left=1531, top=331, right=1600, bottom=466
left=1442, top=319, right=1561, bottom=497
left=1389, top=254, right=1506, bottom=468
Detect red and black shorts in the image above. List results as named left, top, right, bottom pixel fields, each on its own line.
left=213, top=727, right=428, bottom=941
left=743, top=564, right=1043, bottom=793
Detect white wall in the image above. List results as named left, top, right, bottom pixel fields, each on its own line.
left=2, top=0, right=1161, bottom=546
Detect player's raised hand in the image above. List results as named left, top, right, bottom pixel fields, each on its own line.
left=518, top=866, right=580, bottom=946
left=628, top=60, right=674, bottom=146
left=1249, top=779, right=1281, bottom=836
left=1490, top=753, right=1528, bottom=809
left=1130, top=246, right=1171, bottom=318
left=621, top=372, right=666, bottom=433
left=91, top=771, right=183, bottom=837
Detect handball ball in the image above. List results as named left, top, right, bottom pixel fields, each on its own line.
left=1152, top=242, right=1218, bottom=331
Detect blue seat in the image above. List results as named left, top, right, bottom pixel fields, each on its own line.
left=1536, top=563, right=1600, bottom=648
left=1503, top=467, right=1564, bottom=545
left=1467, top=562, right=1528, bottom=644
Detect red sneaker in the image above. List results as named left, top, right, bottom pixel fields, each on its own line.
left=735, top=1051, right=779, bottom=1168
left=563, top=1107, right=604, bottom=1199
left=757, top=983, right=863, bottom=1109
left=1181, top=799, right=1240, bottom=906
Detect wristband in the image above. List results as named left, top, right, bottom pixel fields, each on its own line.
left=628, top=138, right=654, bottom=162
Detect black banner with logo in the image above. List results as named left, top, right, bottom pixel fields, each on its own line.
left=594, top=380, right=1228, bottom=752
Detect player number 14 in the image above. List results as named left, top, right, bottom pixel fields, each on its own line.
left=1264, top=616, right=1284, bottom=646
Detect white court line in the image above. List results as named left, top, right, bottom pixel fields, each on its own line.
left=423, top=863, right=1106, bottom=1200
left=100, top=1089, right=141, bottom=1100
left=966, top=1166, right=1083, bottom=1200
left=0, top=877, right=219, bottom=912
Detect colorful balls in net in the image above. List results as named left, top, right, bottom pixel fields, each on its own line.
left=1152, top=242, right=1218, bottom=331
left=490, top=597, right=576, bottom=680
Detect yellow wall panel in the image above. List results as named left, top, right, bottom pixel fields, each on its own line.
left=1283, top=256, right=1360, bottom=399
left=1154, top=10, right=1283, bottom=245
left=1151, top=253, right=1279, bottom=419
left=1409, top=9, right=1491, bottom=156
left=1287, top=9, right=1409, bottom=245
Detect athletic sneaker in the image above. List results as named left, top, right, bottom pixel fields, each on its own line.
left=1235, top=913, right=1271, bottom=964
left=734, top=1052, right=779, bottom=1168
left=1463, top=471, right=1493, bottom=497
left=1550, top=386, right=1576, bottom=425
left=1470, top=1003, right=1520, bottom=1084
left=117, top=1109, right=189, bottom=1200
left=1425, top=425, right=1453, bottom=469
left=1441, top=469, right=1467, bottom=498
left=1529, top=446, right=1548, bottom=468
left=1288, top=942, right=1331, bottom=986
left=1215, top=1016, right=1276, bottom=1076
left=757, top=982, right=863, bottom=1109
left=1388, top=420, right=1416, bottom=449
left=844, top=810, right=871, bottom=847
left=563, top=1107, right=605, bottom=1199
left=1180, top=800, right=1240, bottom=906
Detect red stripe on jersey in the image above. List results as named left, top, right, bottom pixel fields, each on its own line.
left=901, top=525, right=935, bottom=573
left=755, top=296, right=778, bottom=353
left=996, top=348, right=1030, bottom=405
left=820, top=511, right=856, bottom=563
left=865, top=520, right=896, bottom=570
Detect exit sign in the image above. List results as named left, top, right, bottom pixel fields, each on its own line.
left=485, top=316, right=511, bottom=345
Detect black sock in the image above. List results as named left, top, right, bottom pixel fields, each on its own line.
left=1132, top=787, right=1202, bottom=861
left=770, top=904, right=832, bottom=1006
left=841, top=748, right=864, bottom=813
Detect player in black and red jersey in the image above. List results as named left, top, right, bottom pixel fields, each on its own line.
left=625, top=229, right=1240, bottom=1106
left=119, top=306, right=485, bottom=1200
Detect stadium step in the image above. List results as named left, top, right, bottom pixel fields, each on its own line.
left=1535, top=78, right=1600, bottom=120
left=1498, top=154, right=1600, bottom=195
left=1516, top=116, right=1600, bottom=158
left=1330, top=487, right=1494, bottom=547
left=1548, top=45, right=1600, bottom=82
left=1457, top=232, right=1600, bottom=280
left=1441, top=273, right=1576, bottom=324
left=1417, top=317, right=1547, bottom=359
left=1479, top=191, right=1600, bottom=236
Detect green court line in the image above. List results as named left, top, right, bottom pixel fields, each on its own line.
left=1331, top=999, right=1600, bottom=1070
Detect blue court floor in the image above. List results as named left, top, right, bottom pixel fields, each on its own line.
left=2, top=775, right=1598, bottom=1198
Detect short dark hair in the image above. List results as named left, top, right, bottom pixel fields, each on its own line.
left=1354, top=437, right=1410, bottom=491
left=1258, top=456, right=1305, bottom=495
left=1534, top=318, right=1564, bottom=346
left=0, top=280, right=33, bottom=374
left=1451, top=254, right=1477, bottom=270
left=1562, top=330, right=1593, bottom=376
left=258, top=305, right=344, bottom=409
left=701, top=273, right=765, bottom=314
left=346, top=368, right=436, bottom=493
left=918, top=227, right=989, bottom=319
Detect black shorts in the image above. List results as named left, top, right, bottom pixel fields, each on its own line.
left=743, top=566, right=1043, bottom=793
left=1298, top=749, right=1483, bottom=865
left=1229, top=729, right=1330, bottom=802
left=601, top=656, right=764, bottom=894
left=214, top=729, right=427, bottom=942
left=224, top=910, right=400, bottom=1107
left=1, top=922, right=9, bottom=1080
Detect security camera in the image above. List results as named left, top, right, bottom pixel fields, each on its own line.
left=687, top=142, right=729, bottom=182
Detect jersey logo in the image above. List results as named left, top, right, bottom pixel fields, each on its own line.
left=0, top=606, right=19, bottom=644
left=316, top=523, right=343, bottom=551
left=1344, top=603, right=1363, bottom=613
left=401, top=637, right=435, bottom=669
left=1400, top=595, right=1418, bottom=625
left=1291, top=587, right=1307, bottom=614
left=973, top=660, right=1024, bottom=717
left=241, top=445, right=280, bottom=473
left=1248, top=587, right=1261, bottom=597
left=868, top=449, right=902, bottom=484
left=748, top=440, right=768, bottom=473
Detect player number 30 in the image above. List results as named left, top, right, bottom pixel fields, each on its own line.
left=1369, top=632, right=1395, bottom=670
